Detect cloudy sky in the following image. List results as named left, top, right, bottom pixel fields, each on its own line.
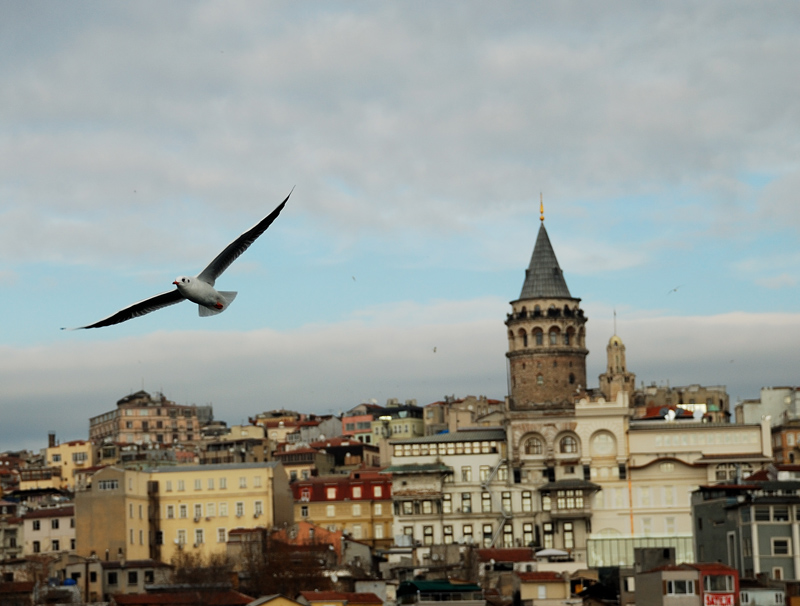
left=2, top=2, right=799, bottom=452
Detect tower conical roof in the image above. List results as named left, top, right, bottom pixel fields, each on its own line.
left=519, top=223, right=572, bottom=299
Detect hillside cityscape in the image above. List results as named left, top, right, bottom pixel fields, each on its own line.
left=1, top=218, right=797, bottom=606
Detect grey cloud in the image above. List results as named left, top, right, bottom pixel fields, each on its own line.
left=3, top=302, right=798, bottom=451
left=4, top=2, right=800, bottom=248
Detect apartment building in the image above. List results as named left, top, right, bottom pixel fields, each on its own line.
left=370, top=401, right=424, bottom=442
left=424, top=396, right=505, bottom=436
left=0, top=499, right=22, bottom=560
left=386, top=428, right=522, bottom=563
left=45, top=437, right=95, bottom=490
left=635, top=563, right=738, bottom=606
left=74, top=462, right=292, bottom=564
left=89, top=390, right=208, bottom=445
left=307, top=437, right=381, bottom=469
left=291, top=470, right=393, bottom=549
left=22, top=505, right=76, bottom=556
left=693, top=466, right=800, bottom=581
left=152, top=462, right=292, bottom=562
left=342, top=403, right=386, bottom=444
left=274, top=448, right=335, bottom=481
left=74, top=467, right=153, bottom=562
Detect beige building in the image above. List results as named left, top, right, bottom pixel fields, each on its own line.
left=89, top=390, right=207, bottom=446
left=423, top=396, right=505, bottom=436
left=74, top=462, right=292, bottom=564
left=22, top=505, right=76, bottom=556
left=74, top=467, right=153, bottom=561
left=515, top=571, right=571, bottom=606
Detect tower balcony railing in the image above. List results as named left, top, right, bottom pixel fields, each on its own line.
left=506, top=307, right=585, bottom=322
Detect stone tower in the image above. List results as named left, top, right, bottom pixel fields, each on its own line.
left=505, top=207, right=588, bottom=411
left=598, top=334, right=636, bottom=402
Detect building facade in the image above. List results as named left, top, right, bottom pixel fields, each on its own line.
left=74, top=462, right=292, bottom=564
left=291, top=470, right=394, bottom=549
left=88, top=390, right=207, bottom=446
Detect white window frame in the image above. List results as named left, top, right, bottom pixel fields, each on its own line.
left=772, top=537, right=791, bottom=556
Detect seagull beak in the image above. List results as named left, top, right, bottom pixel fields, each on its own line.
left=173, top=280, right=180, bottom=285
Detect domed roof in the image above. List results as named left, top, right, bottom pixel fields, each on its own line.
left=608, top=334, right=623, bottom=346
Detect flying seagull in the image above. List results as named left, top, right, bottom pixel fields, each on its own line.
left=63, top=190, right=292, bottom=330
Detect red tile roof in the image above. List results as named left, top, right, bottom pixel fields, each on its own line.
left=0, top=582, right=34, bottom=595
left=516, top=571, right=563, bottom=582
left=112, top=590, right=253, bottom=605
left=685, top=562, right=738, bottom=573
left=22, top=506, right=74, bottom=519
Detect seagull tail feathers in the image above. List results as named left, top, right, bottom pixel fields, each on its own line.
left=198, top=291, right=237, bottom=317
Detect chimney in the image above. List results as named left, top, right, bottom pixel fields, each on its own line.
left=48, top=432, right=56, bottom=448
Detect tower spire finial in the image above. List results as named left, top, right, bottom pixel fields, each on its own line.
left=614, top=309, right=617, bottom=335
left=539, top=192, right=544, bottom=222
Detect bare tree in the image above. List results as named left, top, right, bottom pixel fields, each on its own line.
left=238, top=533, right=333, bottom=598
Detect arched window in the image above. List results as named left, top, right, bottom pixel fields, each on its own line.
left=518, top=329, right=527, bottom=348
left=533, top=305, right=541, bottom=316
left=560, top=436, right=578, bottom=454
left=591, top=432, right=616, bottom=457
left=563, top=332, right=570, bottom=345
left=533, top=328, right=543, bottom=346
left=524, top=437, right=544, bottom=455
left=536, top=374, right=544, bottom=386
left=549, top=328, right=559, bottom=345
left=569, top=373, right=575, bottom=385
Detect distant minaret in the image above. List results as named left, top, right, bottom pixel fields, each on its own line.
left=598, top=313, right=636, bottom=402
left=505, top=195, right=588, bottom=411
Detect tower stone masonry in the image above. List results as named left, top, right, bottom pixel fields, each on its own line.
left=505, top=220, right=588, bottom=410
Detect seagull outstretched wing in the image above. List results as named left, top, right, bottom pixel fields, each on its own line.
left=63, top=290, right=185, bottom=330
left=198, top=190, right=292, bottom=286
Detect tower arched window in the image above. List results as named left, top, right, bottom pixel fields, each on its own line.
left=533, top=305, right=541, bottom=317
left=536, top=374, right=544, bottom=386
left=563, top=332, right=570, bottom=345
left=569, top=373, right=575, bottom=385
left=518, top=329, right=527, bottom=348
left=533, top=328, right=543, bottom=346
left=549, top=328, right=559, bottom=345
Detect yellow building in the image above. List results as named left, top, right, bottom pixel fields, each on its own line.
left=74, top=462, right=293, bottom=564
left=46, top=439, right=96, bottom=490
left=153, top=462, right=292, bottom=562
